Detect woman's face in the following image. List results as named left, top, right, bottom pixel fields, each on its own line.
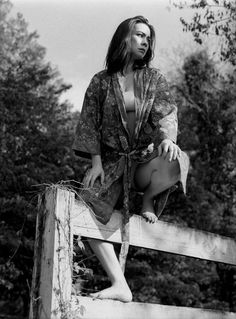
left=129, top=23, right=151, bottom=61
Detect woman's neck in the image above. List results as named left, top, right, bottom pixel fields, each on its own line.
left=123, top=62, right=133, bottom=76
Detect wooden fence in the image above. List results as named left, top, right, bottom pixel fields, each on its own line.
left=29, top=187, right=236, bottom=319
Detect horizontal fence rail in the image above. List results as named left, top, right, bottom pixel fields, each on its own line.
left=71, top=296, right=236, bottom=319
left=73, top=199, right=236, bottom=266
left=30, top=187, right=236, bottom=319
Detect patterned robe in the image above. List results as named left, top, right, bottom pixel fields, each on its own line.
left=73, top=67, right=189, bottom=225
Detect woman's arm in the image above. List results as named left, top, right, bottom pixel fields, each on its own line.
left=92, top=154, right=103, bottom=168
left=73, top=73, right=102, bottom=159
left=153, top=72, right=179, bottom=161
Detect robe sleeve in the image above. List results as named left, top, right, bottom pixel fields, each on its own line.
left=154, top=73, right=178, bottom=143
left=73, top=74, right=101, bottom=159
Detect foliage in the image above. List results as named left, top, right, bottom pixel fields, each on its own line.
left=169, top=50, right=236, bottom=310
left=174, top=0, right=236, bottom=65
left=174, top=50, right=236, bottom=237
left=1, top=0, right=236, bottom=316
left=0, top=0, right=81, bottom=316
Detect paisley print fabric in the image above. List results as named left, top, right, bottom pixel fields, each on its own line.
left=73, top=67, right=189, bottom=224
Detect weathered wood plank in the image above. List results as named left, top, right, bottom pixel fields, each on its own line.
left=72, top=200, right=236, bottom=265
left=29, top=187, right=74, bottom=319
left=71, top=296, right=236, bottom=319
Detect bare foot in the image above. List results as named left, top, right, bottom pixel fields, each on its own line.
left=141, top=198, right=158, bottom=223
left=141, top=211, right=158, bottom=223
left=90, top=284, right=132, bottom=302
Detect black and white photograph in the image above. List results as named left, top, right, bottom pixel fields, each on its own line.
left=0, top=0, right=235, bottom=318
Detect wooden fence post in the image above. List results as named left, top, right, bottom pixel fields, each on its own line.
left=29, top=187, right=74, bottom=319
left=29, top=189, right=236, bottom=319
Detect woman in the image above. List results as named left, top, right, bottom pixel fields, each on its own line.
left=73, top=16, right=189, bottom=302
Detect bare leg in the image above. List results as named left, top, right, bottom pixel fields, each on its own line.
left=135, top=156, right=180, bottom=223
left=88, top=239, right=132, bottom=302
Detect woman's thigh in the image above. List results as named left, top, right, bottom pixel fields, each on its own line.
left=134, top=156, right=180, bottom=191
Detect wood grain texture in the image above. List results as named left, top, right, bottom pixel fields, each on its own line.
left=72, top=200, right=236, bottom=265
left=71, top=296, right=236, bottom=319
left=30, top=190, right=236, bottom=318
left=29, top=187, right=74, bottom=319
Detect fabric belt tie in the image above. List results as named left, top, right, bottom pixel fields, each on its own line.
left=118, top=150, right=136, bottom=272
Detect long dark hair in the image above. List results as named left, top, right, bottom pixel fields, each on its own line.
left=105, top=16, right=155, bottom=75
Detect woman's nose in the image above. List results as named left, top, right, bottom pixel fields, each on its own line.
left=142, top=38, right=148, bottom=47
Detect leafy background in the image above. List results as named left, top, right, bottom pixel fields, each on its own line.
left=0, top=0, right=235, bottom=317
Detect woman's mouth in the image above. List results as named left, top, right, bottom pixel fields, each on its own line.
left=138, top=48, right=146, bottom=54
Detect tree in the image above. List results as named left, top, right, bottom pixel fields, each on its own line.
left=172, top=50, right=236, bottom=310
left=174, top=0, right=236, bottom=65
left=0, top=0, right=81, bottom=315
left=174, top=51, right=236, bottom=234
left=1, top=0, right=235, bottom=315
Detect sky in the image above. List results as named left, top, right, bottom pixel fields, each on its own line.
left=10, top=0, right=198, bottom=111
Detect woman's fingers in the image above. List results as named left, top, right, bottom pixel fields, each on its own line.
left=160, top=142, right=168, bottom=159
left=83, top=168, right=105, bottom=188
left=169, top=145, right=181, bottom=162
left=83, top=176, right=88, bottom=188
left=90, top=174, right=97, bottom=188
left=168, top=146, right=174, bottom=162
left=90, top=171, right=101, bottom=188
left=173, top=145, right=181, bottom=161
left=158, top=139, right=181, bottom=162
left=172, top=147, right=177, bottom=161
left=173, top=145, right=180, bottom=160
left=100, top=170, right=105, bottom=185
left=83, top=170, right=93, bottom=188
left=158, top=144, right=162, bottom=156
left=83, top=172, right=92, bottom=188
left=159, top=140, right=171, bottom=159
left=163, top=142, right=169, bottom=158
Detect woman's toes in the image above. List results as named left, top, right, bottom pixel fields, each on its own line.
left=142, top=211, right=158, bottom=223
left=89, top=286, right=132, bottom=302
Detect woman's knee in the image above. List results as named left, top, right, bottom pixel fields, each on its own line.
left=150, top=168, right=177, bottom=190
left=168, top=159, right=180, bottom=180
left=134, top=161, right=153, bottom=190
left=134, top=156, right=180, bottom=191
left=150, top=157, right=180, bottom=185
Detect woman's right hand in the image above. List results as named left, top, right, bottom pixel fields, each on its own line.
left=83, top=163, right=105, bottom=188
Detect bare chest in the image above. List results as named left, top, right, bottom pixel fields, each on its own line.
left=118, top=73, right=135, bottom=112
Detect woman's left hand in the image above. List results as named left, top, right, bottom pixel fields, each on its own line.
left=158, top=139, right=181, bottom=162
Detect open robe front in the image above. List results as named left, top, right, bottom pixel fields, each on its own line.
left=73, top=67, right=189, bottom=225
